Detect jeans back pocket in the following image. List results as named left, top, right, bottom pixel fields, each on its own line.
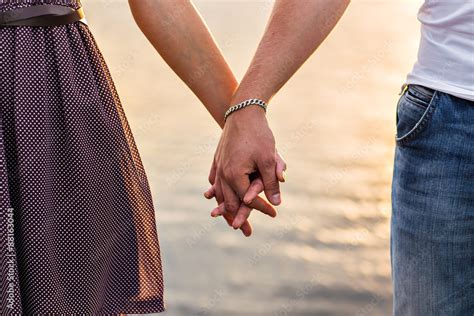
left=396, top=84, right=438, bottom=145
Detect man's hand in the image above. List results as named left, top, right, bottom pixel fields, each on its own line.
left=208, top=105, right=283, bottom=231
left=203, top=0, right=349, bottom=235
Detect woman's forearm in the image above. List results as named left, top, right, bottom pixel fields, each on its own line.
left=231, top=0, right=350, bottom=105
left=128, top=0, right=237, bottom=128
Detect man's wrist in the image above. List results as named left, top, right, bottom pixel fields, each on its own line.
left=224, top=98, right=268, bottom=122
left=225, top=102, right=267, bottom=123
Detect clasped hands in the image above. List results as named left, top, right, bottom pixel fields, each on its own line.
left=204, top=103, right=287, bottom=237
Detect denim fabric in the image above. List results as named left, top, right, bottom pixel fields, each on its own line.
left=391, top=84, right=474, bottom=315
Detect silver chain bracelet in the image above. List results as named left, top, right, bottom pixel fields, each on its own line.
left=224, top=98, right=267, bottom=122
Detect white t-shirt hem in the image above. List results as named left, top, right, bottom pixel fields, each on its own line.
left=406, top=74, right=474, bottom=102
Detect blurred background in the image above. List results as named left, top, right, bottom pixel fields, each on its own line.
left=85, top=1, right=423, bottom=315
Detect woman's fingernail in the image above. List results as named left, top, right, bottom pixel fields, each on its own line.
left=281, top=170, right=286, bottom=182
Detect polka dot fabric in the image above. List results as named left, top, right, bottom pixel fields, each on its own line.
left=0, top=0, right=165, bottom=314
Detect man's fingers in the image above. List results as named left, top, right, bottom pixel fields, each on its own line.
left=243, top=177, right=264, bottom=205
left=257, top=156, right=281, bottom=205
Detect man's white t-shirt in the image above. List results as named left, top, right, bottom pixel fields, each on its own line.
left=407, top=1, right=474, bottom=101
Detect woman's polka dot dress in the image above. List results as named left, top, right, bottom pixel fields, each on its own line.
left=0, top=0, right=165, bottom=314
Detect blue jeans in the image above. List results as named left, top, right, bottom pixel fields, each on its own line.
left=391, top=84, right=474, bottom=315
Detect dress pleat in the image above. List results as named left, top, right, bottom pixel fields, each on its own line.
left=0, top=0, right=165, bottom=314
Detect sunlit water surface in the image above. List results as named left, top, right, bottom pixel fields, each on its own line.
left=84, top=1, right=422, bottom=315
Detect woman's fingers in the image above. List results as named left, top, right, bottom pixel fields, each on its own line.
left=213, top=174, right=277, bottom=230
left=203, top=184, right=216, bottom=199
left=243, top=177, right=264, bottom=204
left=214, top=176, right=224, bottom=203
left=242, top=175, right=279, bottom=217
left=211, top=203, right=226, bottom=218
left=214, top=196, right=275, bottom=228
left=219, top=206, right=252, bottom=236
left=233, top=196, right=277, bottom=229
left=248, top=196, right=277, bottom=217
left=209, top=180, right=280, bottom=221
left=211, top=177, right=252, bottom=235
left=208, top=155, right=217, bottom=185
left=240, top=219, right=253, bottom=237
left=275, top=149, right=287, bottom=183
left=210, top=170, right=281, bottom=236
left=221, top=180, right=241, bottom=217
left=222, top=212, right=234, bottom=227
left=232, top=203, right=252, bottom=229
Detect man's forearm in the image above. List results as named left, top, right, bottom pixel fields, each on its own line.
left=129, top=0, right=237, bottom=128
left=231, top=0, right=350, bottom=104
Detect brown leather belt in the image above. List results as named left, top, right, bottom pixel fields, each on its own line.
left=0, top=4, right=85, bottom=26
